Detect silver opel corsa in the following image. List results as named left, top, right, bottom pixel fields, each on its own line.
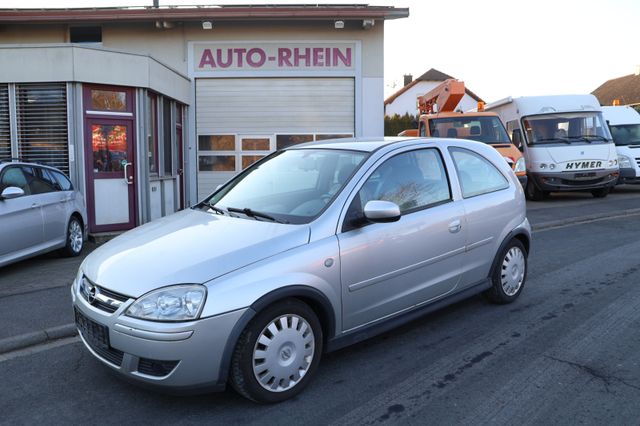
left=72, top=137, right=530, bottom=403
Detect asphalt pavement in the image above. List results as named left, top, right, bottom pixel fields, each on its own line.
left=1, top=186, right=640, bottom=424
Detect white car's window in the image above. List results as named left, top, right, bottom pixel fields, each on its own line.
left=204, top=149, right=368, bottom=224
left=449, top=147, right=509, bottom=198
left=51, top=170, right=73, bottom=191
left=0, top=167, right=31, bottom=195
left=343, top=148, right=451, bottom=231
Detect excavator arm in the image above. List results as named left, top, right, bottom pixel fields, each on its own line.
left=418, top=79, right=465, bottom=115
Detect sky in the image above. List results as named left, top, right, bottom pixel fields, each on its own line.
left=5, top=0, right=640, bottom=102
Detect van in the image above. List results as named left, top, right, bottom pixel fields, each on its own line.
left=602, top=105, right=640, bottom=185
left=485, top=95, right=619, bottom=200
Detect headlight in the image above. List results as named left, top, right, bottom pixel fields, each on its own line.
left=548, top=163, right=556, bottom=170
left=618, top=155, right=631, bottom=168
left=125, top=285, right=207, bottom=321
left=514, top=157, right=527, bottom=173
left=539, top=163, right=547, bottom=170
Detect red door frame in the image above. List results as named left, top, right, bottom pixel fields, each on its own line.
left=83, top=85, right=137, bottom=233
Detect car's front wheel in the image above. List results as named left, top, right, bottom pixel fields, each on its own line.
left=484, top=239, right=528, bottom=304
left=230, top=298, right=323, bottom=403
left=60, top=216, right=83, bottom=257
left=591, top=187, right=610, bottom=198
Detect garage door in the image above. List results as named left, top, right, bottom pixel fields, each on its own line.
left=196, top=77, right=354, bottom=199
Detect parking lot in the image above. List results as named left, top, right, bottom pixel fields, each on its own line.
left=2, top=186, right=640, bottom=425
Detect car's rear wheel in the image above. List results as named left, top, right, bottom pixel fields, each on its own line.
left=60, top=216, right=83, bottom=257
left=230, top=298, right=323, bottom=403
left=484, top=239, right=527, bottom=304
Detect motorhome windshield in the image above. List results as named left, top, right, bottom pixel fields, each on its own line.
left=609, top=124, right=640, bottom=146
left=522, top=112, right=611, bottom=146
left=428, top=116, right=511, bottom=145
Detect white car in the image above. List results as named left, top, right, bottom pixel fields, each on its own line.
left=0, top=159, right=88, bottom=267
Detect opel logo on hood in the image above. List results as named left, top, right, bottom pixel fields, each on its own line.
left=81, top=278, right=99, bottom=304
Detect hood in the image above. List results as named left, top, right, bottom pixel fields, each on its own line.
left=543, top=144, right=614, bottom=164
left=82, top=209, right=310, bottom=297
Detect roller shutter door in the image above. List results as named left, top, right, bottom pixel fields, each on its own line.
left=196, top=77, right=354, bottom=199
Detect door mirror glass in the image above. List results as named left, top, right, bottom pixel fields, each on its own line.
left=363, top=200, right=401, bottom=223
left=512, top=129, right=524, bottom=151
left=1, top=186, right=25, bottom=200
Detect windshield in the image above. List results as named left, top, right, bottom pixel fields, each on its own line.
left=609, top=124, right=640, bottom=146
left=428, top=116, right=511, bottom=145
left=202, top=149, right=368, bottom=224
left=522, top=112, right=612, bottom=146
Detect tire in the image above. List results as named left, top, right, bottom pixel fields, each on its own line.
left=525, top=179, right=547, bottom=201
left=591, top=187, right=610, bottom=198
left=229, top=298, right=323, bottom=403
left=484, top=239, right=528, bottom=304
left=59, top=216, right=84, bottom=257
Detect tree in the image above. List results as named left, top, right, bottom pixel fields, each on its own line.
left=384, top=113, right=418, bottom=136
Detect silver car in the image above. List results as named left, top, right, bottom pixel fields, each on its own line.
left=0, top=160, right=87, bottom=267
left=71, top=137, right=530, bottom=403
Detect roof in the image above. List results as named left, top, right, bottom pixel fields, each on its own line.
left=0, top=4, right=409, bottom=24
left=384, top=68, right=483, bottom=106
left=592, top=73, right=640, bottom=107
left=292, top=136, right=416, bottom=152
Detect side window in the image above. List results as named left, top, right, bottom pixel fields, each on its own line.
left=343, top=149, right=451, bottom=231
left=40, top=169, right=62, bottom=191
left=0, top=167, right=31, bottom=195
left=449, top=148, right=509, bottom=198
left=26, top=167, right=56, bottom=194
left=52, top=170, right=73, bottom=191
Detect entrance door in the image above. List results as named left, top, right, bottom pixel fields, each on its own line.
left=85, top=119, right=136, bottom=232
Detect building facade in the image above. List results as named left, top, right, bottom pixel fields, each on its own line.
left=0, top=5, right=408, bottom=234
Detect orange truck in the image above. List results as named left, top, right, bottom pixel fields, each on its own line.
left=402, top=79, right=527, bottom=187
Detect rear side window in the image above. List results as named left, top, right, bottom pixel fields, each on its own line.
left=52, top=170, right=73, bottom=191
left=449, top=147, right=509, bottom=198
left=25, top=167, right=56, bottom=194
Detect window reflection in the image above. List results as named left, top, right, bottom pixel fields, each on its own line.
left=91, top=90, right=127, bottom=112
left=92, top=124, right=127, bottom=172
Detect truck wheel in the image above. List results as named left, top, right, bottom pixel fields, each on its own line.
left=484, top=239, right=528, bottom=304
left=525, top=180, right=547, bottom=201
left=229, top=298, right=323, bottom=403
left=591, top=187, right=610, bottom=198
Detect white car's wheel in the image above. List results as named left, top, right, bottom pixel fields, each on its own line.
left=230, top=298, right=323, bottom=403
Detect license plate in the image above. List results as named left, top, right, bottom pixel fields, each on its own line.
left=575, top=172, right=596, bottom=178
left=74, top=308, right=110, bottom=350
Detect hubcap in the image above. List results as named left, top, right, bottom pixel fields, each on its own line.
left=252, top=314, right=315, bottom=393
left=69, top=220, right=83, bottom=253
left=501, top=247, right=525, bottom=296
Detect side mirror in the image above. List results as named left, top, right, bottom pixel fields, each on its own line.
left=0, top=186, right=25, bottom=200
left=363, top=200, right=401, bottom=223
left=512, top=130, right=524, bottom=151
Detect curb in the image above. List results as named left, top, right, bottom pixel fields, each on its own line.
left=0, top=323, right=77, bottom=355
left=532, top=207, right=640, bottom=232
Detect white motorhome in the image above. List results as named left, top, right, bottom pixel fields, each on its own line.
left=602, top=105, right=640, bottom=185
left=485, top=95, right=619, bottom=200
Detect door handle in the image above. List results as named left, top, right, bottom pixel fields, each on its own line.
left=123, top=162, right=133, bottom=185
left=30, top=203, right=39, bottom=209
left=448, top=219, right=462, bottom=233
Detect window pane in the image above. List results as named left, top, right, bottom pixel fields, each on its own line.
left=0, top=167, right=31, bottom=195
left=199, top=155, right=235, bottom=172
left=162, top=100, right=172, bottom=175
left=315, top=134, right=352, bottom=141
left=0, top=85, right=10, bottom=160
left=92, top=124, right=128, bottom=172
left=91, top=90, right=127, bottom=112
left=241, top=138, right=270, bottom=151
left=52, top=170, right=72, bottom=191
left=199, top=135, right=235, bottom=151
left=450, top=148, right=509, bottom=198
left=357, top=149, right=450, bottom=213
left=276, top=134, right=313, bottom=150
left=147, top=94, right=157, bottom=174
left=70, top=26, right=102, bottom=43
left=242, top=155, right=264, bottom=169
left=16, top=83, right=69, bottom=174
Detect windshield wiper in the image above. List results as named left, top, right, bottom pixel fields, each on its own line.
left=226, top=207, right=288, bottom=224
left=535, top=137, right=571, bottom=144
left=199, top=201, right=232, bottom=216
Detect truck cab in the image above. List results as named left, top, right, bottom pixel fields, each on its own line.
left=485, top=95, right=619, bottom=200
left=602, top=105, right=640, bottom=185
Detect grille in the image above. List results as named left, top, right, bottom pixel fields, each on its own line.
left=75, top=308, right=124, bottom=366
left=79, top=277, right=130, bottom=313
left=137, top=358, right=179, bottom=377
left=560, top=176, right=605, bottom=186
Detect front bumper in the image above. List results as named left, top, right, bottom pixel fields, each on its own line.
left=530, top=169, right=618, bottom=191
left=517, top=174, right=528, bottom=189
left=617, top=167, right=640, bottom=184
left=71, top=282, right=247, bottom=393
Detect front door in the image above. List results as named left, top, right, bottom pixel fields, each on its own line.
left=85, top=120, right=136, bottom=232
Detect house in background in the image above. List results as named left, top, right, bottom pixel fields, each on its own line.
left=384, top=68, right=483, bottom=117
left=592, top=67, right=640, bottom=109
